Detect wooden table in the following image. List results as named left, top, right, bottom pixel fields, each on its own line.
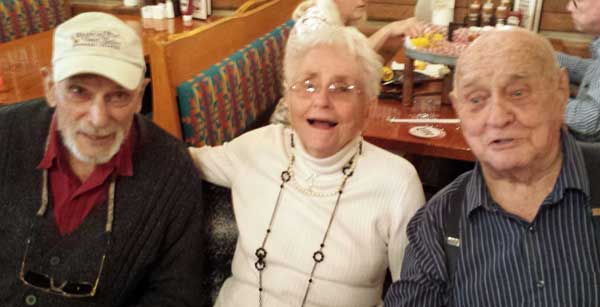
left=363, top=97, right=475, bottom=161
left=0, top=14, right=217, bottom=105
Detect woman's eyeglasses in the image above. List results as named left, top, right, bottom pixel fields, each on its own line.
left=289, top=78, right=362, bottom=103
left=18, top=170, right=115, bottom=298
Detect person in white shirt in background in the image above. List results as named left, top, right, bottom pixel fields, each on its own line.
left=188, top=3, right=425, bottom=306
left=293, top=0, right=429, bottom=61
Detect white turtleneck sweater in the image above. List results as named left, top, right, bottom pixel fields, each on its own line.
left=189, top=124, right=425, bottom=307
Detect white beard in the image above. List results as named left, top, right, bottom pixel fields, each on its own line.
left=60, top=123, right=126, bottom=165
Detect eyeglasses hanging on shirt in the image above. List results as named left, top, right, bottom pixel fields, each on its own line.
left=18, top=171, right=116, bottom=298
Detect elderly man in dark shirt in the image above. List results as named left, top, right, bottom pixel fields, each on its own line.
left=385, top=28, right=600, bottom=306
left=0, top=12, right=207, bottom=306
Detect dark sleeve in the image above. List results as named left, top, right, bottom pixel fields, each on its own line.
left=131, top=156, right=207, bottom=307
left=384, top=203, right=449, bottom=307
left=0, top=105, right=9, bottom=193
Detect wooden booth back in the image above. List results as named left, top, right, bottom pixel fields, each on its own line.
left=148, top=0, right=300, bottom=142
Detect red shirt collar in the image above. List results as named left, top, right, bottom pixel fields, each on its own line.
left=37, top=115, right=136, bottom=178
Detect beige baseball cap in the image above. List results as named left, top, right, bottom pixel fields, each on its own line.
left=52, top=12, right=145, bottom=90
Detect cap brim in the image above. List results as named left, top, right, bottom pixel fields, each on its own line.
left=53, top=55, right=144, bottom=90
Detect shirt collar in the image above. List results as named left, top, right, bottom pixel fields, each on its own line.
left=37, top=115, right=136, bottom=178
left=465, top=130, right=589, bottom=216
left=37, top=115, right=61, bottom=170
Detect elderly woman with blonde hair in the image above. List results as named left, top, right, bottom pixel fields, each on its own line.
left=189, top=5, right=424, bottom=307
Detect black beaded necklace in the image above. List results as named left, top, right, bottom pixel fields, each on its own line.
left=254, top=133, right=362, bottom=307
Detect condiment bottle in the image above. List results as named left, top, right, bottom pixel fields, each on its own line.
left=495, top=0, right=509, bottom=25
left=180, top=0, right=193, bottom=24
left=481, top=0, right=494, bottom=26
left=467, top=0, right=481, bottom=26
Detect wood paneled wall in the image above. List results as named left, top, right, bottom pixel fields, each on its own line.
left=539, top=0, right=573, bottom=32
left=72, top=0, right=575, bottom=32
left=366, top=0, right=416, bottom=21
left=366, top=0, right=575, bottom=33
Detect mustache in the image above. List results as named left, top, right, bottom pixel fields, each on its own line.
left=76, top=123, right=120, bottom=137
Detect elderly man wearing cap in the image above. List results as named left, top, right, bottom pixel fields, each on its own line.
left=0, top=12, right=207, bottom=306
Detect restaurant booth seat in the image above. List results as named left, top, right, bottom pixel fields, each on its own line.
left=148, top=0, right=300, bottom=143
left=176, top=19, right=293, bottom=146
left=147, top=0, right=300, bottom=303
left=0, top=0, right=70, bottom=43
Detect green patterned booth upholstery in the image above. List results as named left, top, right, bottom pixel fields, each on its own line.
left=0, top=0, right=70, bottom=43
left=176, top=19, right=294, bottom=146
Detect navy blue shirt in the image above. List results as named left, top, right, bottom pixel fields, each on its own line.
left=385, top=132, right=600, bottom=307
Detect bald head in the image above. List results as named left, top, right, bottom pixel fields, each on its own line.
left=454, top=28, right=560, bottom=89
left=449, top=27, right=570, bottom=178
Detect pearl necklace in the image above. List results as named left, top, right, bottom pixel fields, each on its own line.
left=289, top=173, right=341, bottom=198
left=254, top=133, right=362, bottom=307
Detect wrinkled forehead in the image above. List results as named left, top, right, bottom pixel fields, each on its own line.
left=455, top=30, right=558, bottom=89
left=456, top=57, right=541, bottom=89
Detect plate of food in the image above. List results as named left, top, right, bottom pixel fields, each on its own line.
left=381, top=69, right=434, bottom=86
left=404, top=24, right=492, bottom=66
left=408, top=126, right=446, bottom=139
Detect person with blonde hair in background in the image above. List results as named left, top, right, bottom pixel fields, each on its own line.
left=292, top=0, right=428, bottom=55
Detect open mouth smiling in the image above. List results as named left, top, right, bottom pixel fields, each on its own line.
left=307, top=118, right=338, bottom=128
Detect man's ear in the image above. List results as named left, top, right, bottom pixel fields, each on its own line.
left=557, top=68, right=570, bottom=111
left=134, top=78, right=151, bottom=113
left=41, top=66, right=57, bottom=107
